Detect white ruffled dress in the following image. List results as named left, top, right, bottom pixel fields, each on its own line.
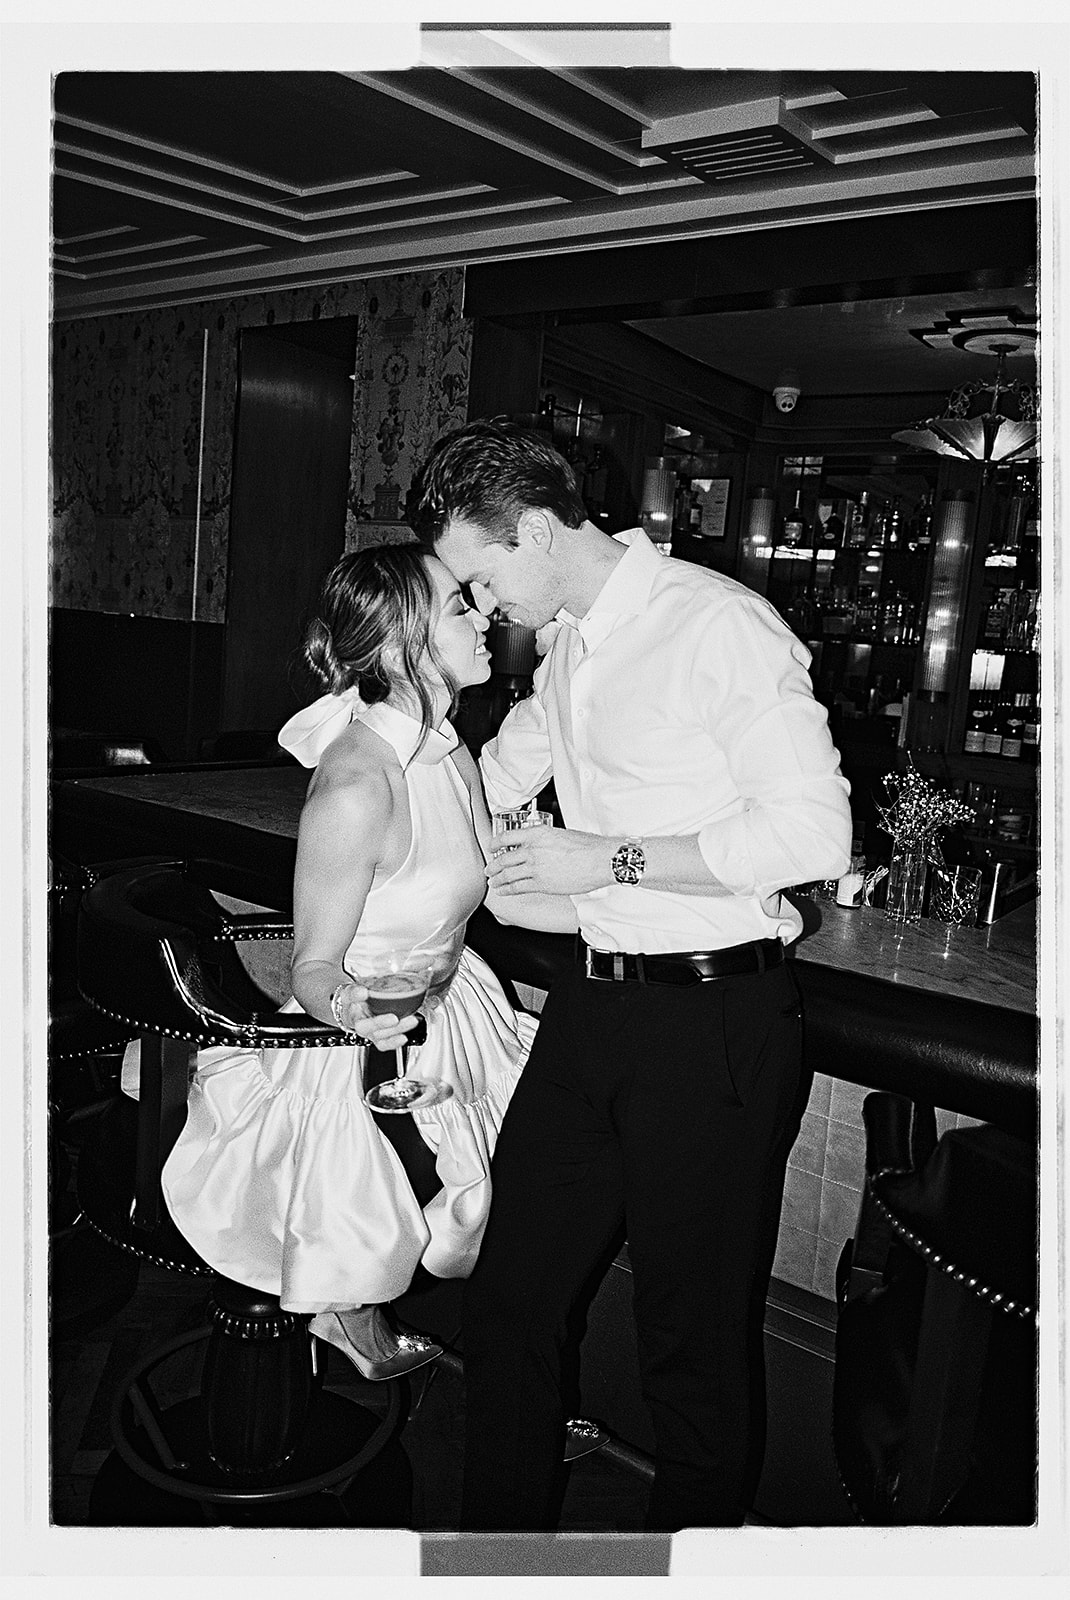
left=152, top=698, right=536, bottom=1313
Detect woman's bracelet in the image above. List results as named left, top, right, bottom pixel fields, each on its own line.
left=329, top=983, right=350, bottom=1028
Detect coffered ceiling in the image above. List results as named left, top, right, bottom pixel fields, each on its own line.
left=53, top=66, right=1037, bottom=325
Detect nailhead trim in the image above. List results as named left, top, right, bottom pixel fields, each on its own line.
left=208, top=1441, right=301, bottom=1477
left=76, top=990, right=357, bottom=1052
left=207, top=1299, right=305, bottom=1340
left=868, top=1168, right=1036, bottom=1321
left=82, top=1215, right=214, bottom=1277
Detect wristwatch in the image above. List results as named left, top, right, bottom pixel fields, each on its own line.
left=611, top=837, right=646, bottom=886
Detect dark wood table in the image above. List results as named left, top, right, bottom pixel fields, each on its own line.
left=52, top=764, right=310, bottom=910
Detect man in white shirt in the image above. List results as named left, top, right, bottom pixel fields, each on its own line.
left=409, top=420, right=852, bottom=1530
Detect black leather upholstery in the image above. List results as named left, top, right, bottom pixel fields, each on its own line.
left=872, top=1123, right=1037, bottom=1316
left=77, top=864, right=361, bottom=1051
left=834, top=1091, right=1037, bottom=1524
left=793, top=959, right=1036, bottom=1139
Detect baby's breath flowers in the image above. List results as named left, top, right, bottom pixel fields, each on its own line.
left=875, top=759, right=974, bottom=860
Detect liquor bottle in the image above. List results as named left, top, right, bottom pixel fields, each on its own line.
left=981, top=698, right=1005, bottom=757
left=854, top=586, right=878, bottom=640
left=1000, top=704, right=1024, bottom=760
left=1018, top=693, right=1038, bottom=764
left=964, top=698, right=988, bottom=755
left=886, top=501, right=903, bottom=544
left=671, top=478, right=691, bottom=541
left=782, top=486, right=806, bottom=547
left=821, top=506, right=846, bottom=546
left=982, top=590, right=1010, bottom=647
left=1016, top=515, right=1039, bottom=590
left=848, top=492, right=870, bottom=547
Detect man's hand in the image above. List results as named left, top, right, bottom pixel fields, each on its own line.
left=486, top=826, right=613, bottom=896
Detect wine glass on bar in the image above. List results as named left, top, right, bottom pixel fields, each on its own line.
left=360, top=954, right=451, bottom=1114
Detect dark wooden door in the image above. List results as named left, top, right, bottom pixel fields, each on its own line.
left=222, top=321, right=357, bottom=731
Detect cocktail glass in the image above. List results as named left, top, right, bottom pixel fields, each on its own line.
left=359, top=956, right=451, bottom=1114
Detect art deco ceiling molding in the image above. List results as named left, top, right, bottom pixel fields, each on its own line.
left=52, top=65, right=1036, bottom=320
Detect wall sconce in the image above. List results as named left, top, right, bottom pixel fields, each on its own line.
left=639, top=457, right=676, bottom=550
left=918, top=489, right=975, bottom=695
left=737, top=487, right=776, bottom=595
left=907, top=488, right=976, bottom=751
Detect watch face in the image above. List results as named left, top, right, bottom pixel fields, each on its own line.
left=613, top=841, right=645, bottom=885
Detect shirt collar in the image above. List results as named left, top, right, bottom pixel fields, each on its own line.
left=557, top=527, right=663, bottom=652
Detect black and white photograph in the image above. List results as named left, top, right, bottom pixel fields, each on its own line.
left=4, top=3, right=1067, bottom=1589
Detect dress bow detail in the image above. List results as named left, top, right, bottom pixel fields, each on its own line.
left=277, top=687, right=364, bottom=768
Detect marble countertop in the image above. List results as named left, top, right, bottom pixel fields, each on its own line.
left=793, top=900, right=1036, bottom=1015
left=68, top=764, right=311, bottom=837
left=66, top=767, right=1037, bottom=1016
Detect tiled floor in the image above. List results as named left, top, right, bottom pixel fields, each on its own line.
left=50, top=1259, right=651, bottom=1531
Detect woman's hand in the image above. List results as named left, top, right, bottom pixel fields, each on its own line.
left=330, top=982, right=421, bottom=1053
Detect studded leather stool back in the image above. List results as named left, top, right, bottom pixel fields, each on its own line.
left=834, top=1089, right=1037, bottom=1525
left=74, top=863, right=404, bottom=1520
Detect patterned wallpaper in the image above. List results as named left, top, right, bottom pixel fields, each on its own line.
left=51, top=270, right=472, bottom=623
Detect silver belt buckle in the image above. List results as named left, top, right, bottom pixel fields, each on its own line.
left=584, top=945, right=619, bottom=981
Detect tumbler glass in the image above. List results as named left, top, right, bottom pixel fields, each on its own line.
left=929, top=864, right=982, bottom=926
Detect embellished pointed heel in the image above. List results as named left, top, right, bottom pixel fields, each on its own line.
left=563, top=1417, right=610, bottom=1462
left=309, top=1309, right=443, bottom=1382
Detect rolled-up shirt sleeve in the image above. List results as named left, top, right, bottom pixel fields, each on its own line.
left=693, top=595, right=853, bottom=897
left=479, top=676, right=554, bottom=812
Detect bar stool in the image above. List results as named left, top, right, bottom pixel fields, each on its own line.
left=49, top=855, right=168, bottom=1333
left=74, top=861, right=411, bottom=1525
left=833, top=1090, right=1037, bottom=1524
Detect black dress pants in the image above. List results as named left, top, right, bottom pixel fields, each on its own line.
left=460, top=957, right=805, bottom=1531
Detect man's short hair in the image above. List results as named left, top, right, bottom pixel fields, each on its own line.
left=407, top=419, right=587, bottom=547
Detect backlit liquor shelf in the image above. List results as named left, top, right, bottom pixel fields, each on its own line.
left=730, top=454, right=1039, bottom=856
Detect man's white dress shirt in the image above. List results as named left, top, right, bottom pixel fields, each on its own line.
left=479, top=528, right=852, bottom=954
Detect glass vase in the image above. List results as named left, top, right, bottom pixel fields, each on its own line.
left=884, top=846, right=929, bottom=924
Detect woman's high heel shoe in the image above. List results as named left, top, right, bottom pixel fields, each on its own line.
left=309, top=1309, right=443, bottom=1382
left=563, top=1417, right=610, bottom=1462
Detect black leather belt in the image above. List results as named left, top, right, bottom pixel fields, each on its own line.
left=579, top=936, right=784, bottom=986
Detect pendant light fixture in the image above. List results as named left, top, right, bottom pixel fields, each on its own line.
left=892, top=340, right=1037, bottom=475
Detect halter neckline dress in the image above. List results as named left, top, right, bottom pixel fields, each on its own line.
left=157, top=699, right=536, bottom=1313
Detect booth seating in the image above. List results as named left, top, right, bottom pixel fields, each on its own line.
left=197, top=730, right=287, bottom=764
left=52, top=730, right=168, bottom=771
left=833, top=1091, right=1037, bottom=1524
left=74, top=862, right=413, bottom=1525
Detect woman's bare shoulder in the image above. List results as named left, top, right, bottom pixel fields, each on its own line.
left=303, top=721, right=398, bottom=823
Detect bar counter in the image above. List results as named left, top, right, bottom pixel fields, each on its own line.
left=54, top=764, right=1036, bottom=1015
left=793, top=899, right=1035, bottom=1015
left=54, top=761, right=1038, bottom=1315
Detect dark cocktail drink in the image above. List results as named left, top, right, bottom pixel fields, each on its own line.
left=363, top=971, right=429, bottom=1017
left=360, top=959, right=452, bottom=1114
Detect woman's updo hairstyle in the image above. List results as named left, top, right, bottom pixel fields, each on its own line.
left=304, top=544, right=456, bottom=747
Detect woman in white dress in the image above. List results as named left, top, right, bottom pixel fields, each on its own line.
left=159, top=545, right=579, bottom=1381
